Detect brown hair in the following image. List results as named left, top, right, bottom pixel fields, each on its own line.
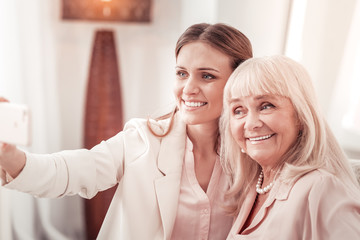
left=147, top=23, right=253, bottom=137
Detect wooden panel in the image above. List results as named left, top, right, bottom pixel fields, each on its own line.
left=62, top=0, right=152, bottom=22
left=83, top=30, right=123, bottom=239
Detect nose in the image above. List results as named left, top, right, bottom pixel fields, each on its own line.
left=183, top=77, right=200, bottom=95
left=244, top=111, right=263, bottom=130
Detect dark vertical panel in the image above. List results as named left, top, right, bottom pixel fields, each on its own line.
left=83, top=30, right=123, bottom=239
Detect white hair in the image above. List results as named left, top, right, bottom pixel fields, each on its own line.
left=220, top=55, right=359, bottom=214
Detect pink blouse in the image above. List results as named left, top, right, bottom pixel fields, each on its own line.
left=227, top=169, right=360, bottom=240
left=171, top=138, right=233, bottom=240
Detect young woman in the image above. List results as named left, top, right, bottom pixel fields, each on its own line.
left=220, top=55, right=360, bottom=239
left=0, top=23, right=253, bottom=239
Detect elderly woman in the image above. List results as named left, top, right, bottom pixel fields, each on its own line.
left=220, top=55, right=360, bottom=239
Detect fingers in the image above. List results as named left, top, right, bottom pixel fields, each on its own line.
left=0, top=142, right=16, bottom=154
left=0, top=142, right=9, bottom=150
left=0, top=97, right=9, bottom=102
left=0, top=142, right=5, bottom=151
left=0, top=142, right=15, bottom=162
left=0, top=143, right=25, bottom=179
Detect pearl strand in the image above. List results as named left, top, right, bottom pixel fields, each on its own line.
left=256, top=171, right=274, bottom=194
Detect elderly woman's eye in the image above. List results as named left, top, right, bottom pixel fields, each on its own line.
left=261, top=103, right=275, bottom=110
left=233, top=107, right=245, bottom=116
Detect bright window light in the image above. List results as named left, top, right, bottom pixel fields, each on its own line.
left=285, top=0, right=308, bottom=62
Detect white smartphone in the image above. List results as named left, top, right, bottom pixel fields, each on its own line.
left=0, top=102, right=31, bottom=146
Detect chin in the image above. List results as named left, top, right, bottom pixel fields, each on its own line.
left=248, top=152, right=269, bottom=164
left=183, top=118, right=202, bottom=126
left=180, top=114, right=198, bottom=125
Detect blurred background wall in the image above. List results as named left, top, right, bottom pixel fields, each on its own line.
left=0, top=0, right=359, bottom=239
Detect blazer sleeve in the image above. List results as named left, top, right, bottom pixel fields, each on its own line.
left=3, top=118, right=159, bottom=199
left=307, top=173, right=360, bottom=239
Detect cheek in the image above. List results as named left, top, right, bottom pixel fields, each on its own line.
left=274, top=115, right=299, bottom=148
left=214, top=97, right=224, bottom=112
left=214, top=85, right=226, bottom=101
left=206, top=89, right=224, bottom=116
left=207, top=81, right=226, bottom=100
left=173, top=83, right=182, bottom=99
left=230, top=119, right=244, bottom=143
left=286, top=122, right=300, bottom=146
left=211, top=91, right=224, bottom=109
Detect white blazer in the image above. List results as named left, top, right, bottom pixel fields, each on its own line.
left=5, top=114, right=188, bottom=239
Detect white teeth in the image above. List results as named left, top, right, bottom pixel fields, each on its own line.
left=184, top=101, right=206, bottom=107
left=249, top=134, right=273, bottom=141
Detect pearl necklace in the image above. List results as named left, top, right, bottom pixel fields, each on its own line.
left=256, top=171, right=274, bottom=194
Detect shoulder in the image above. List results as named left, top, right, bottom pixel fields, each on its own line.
left=125, top=112, right=186, bottom=137
left=124, top=117, right=172, bottom=136
left=293, top=169, right=360, bottom=207
left=294, top=169, right=346, bottom=193
left=283, top=169, right=359, bottom=206
left=119, top=114, right=186, bottom=147
left=292, top=169, right=341, bottom=186
left=296, top=171, right=360, bottom=238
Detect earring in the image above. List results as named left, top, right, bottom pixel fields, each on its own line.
left=241, top=148, right=245, bottom=153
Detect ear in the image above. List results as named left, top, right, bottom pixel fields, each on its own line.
left=295, top=114, right=304, bottom=132
left=298, top=130, right=303, bottom=137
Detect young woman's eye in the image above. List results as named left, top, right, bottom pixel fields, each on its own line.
left=202, top=73, right=215, bottom=80
left=176, top=71, right=188, bottom=79
left=260, top=103, right=275, bottom=110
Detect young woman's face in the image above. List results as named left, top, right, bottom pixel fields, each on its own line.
left=229, top=94, right=300, bottom=169
left=174, top=42, right=233, bottom=126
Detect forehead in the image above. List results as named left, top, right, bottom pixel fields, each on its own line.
left=226, top=60, right=292, bottom=100
left=230, top=94, right=291, bottom=105
left=176, top=42, right=231, bottom=68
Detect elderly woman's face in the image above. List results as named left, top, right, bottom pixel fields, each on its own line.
left=229, top=94, right=299, bottom=168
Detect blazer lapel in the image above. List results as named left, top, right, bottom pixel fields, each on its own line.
left=236, top=188, right=258, bottom=232
left=154, top=114, right=186, bottom=240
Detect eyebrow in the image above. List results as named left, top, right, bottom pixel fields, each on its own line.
left=175, top=66, right=220, bottom=72
left=229, top=97, right=242, bottom=104
left=229, top=94, right=276, bottom=103
left=198, top=67, right=220, bottom=72
left=254, top=95, right=271, bottom=100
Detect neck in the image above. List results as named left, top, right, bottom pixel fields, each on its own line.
left=187, top=123, right=218, bottom=154
left=261, top=167, right=277, bottom=186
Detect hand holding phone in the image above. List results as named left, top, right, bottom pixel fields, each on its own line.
left=0, top=102, right=31, bottom=146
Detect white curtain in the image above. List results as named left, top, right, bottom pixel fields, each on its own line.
left=0, top=1, right=85, bottom=239
left=285, top=0, right=360, bottom=159
left=328, top=0, right=360, bottom=156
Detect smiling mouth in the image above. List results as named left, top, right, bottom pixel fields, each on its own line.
left=183, top=101, right=207, bottom=107
left=248, top=134, right=275, bottom=141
